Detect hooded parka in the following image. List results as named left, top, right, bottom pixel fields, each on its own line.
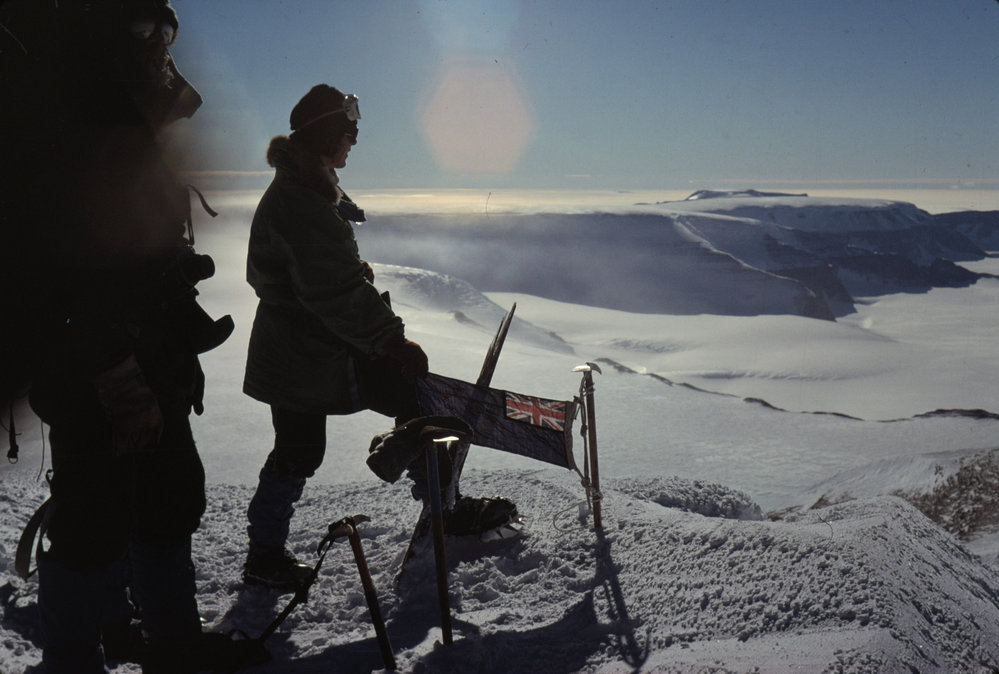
left=243, top=135, right=404, bottom=413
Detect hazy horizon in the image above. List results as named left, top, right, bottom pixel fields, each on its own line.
left=166, top=1, right=999, bottom=192
left=182, top=181, right=999, bottom=217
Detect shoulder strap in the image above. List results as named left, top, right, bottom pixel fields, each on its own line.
left=15, top=497, right=52, bottom=580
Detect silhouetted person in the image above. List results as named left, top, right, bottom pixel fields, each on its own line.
left=241, top=84, right=428, bottom=587
left=0, top=1, right=259, bottom=671
left=241, top=84, right=516, bottom=589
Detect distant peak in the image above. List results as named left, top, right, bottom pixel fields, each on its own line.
left=684, top=189, right=809, bottom=201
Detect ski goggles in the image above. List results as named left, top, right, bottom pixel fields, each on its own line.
left=299, top=94, right=361, bottom=130
left=129, top=19, right=177, bottom=45
left=342, top=94, right=361, bottom=122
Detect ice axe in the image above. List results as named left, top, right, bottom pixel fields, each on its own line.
left=574, top=362, right=603, bottom=530
left=418, top=421, right=474, bottom=645
left=255, top=514, right=396, bottom=671
left=329, top=515, right=396, bottom=669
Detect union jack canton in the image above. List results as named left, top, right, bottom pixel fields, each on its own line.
left=505, top=393, right=567, bottom=431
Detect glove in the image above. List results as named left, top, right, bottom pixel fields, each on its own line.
left=381, top=334, right=429, bottom=379
left=92, top=354, right=164, bottom=454
left=360, top=260, right=375, bottom=283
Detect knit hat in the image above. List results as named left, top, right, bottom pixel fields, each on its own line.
left=289, top=85, right=359, bottom=157
left=121, top=1, right=179, bottom=32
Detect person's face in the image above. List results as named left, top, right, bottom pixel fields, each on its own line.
left=126, top=17, right=176, bottom=82
left=121, top=14, right=202, bottom=127
left=322, top=133, right=357, bottom=170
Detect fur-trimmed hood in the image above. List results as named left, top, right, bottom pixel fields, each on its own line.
left=266, top=135, right=341, bottom=204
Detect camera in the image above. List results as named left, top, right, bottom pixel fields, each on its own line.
left=161, top=246, right=234, bottom=354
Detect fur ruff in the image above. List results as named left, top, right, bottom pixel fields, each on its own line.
left=266, top=135, right=341, bottom=204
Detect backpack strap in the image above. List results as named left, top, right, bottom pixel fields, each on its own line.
left=183, top=184, right=218, bottom=246
left=15, top=497, right=52, bottom=580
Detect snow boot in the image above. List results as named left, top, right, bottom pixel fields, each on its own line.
left=444, top=495, right=519, bottom=536
left=243, top=546, right=312, bottom=590
left=36, top=551, right=107, bottom=674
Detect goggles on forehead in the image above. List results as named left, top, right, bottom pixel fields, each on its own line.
left=299, top=94, right=361, bottom=130
left=342, top=94, right=361, bottom=122
left=129, top=19, right=177, bottom=45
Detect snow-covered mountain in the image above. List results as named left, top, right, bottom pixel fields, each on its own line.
left=357, top=211, right=835, bottom=319
left=4, top=191, right=999, bottom=673
left=933, top=209, right=999, bottom=250
left=656, top=191, right=988, bottom=311
left=357, top=191, right=993, bottom=320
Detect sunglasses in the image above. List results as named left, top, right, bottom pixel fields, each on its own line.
left=130, top=19, right=177, bottom=45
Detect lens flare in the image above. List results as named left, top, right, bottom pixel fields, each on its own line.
left=419, top=59, right=535, bottom=175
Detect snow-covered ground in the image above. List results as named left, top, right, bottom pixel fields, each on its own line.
left=3, top=191, right=999, bottom=672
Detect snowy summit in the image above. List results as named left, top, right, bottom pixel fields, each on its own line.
left=4, top=190, right=999, bottom=673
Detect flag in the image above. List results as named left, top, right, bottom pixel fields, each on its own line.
left=505, top=392, right=568, bottom=431
left=416, top=372, right=578, bottom=470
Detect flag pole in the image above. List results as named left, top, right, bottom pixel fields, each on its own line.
left=575, top=363, right=603, bottom=530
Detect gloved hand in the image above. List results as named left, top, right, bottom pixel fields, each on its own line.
left=382, top=334, right=429, bottom=379
left=92, top=354, right=164, bottom=454
left=360, top=260, right=375, bottom=283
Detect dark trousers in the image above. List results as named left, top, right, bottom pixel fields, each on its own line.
left=45, top=406, right=206, bottom=563
left=246, top=355, right=421, bottom=551
left=36, top=394, right=205, bottom=672
left=245, top=408, right=325, bottom=551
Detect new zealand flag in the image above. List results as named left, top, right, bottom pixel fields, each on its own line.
left=416, top=373, right=578, bottom=470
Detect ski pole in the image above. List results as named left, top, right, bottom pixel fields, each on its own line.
left=425, top=435, right=456, bottom=645
left=335, top=516, right=397, bottom=670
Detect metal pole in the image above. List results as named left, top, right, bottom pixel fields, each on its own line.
left=256, top=514, right=396, bottom=671
left=581, top=367, right=602, bottom=530
left=425, top=436, right=454, bottom=644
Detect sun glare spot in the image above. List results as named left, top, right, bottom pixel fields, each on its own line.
left=419, top=59, right=535, bottom=175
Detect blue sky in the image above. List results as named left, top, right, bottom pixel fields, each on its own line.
left=168, top=0, right=999, bottom=191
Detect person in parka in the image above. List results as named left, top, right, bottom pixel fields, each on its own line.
left=3, top=1, right=264, bottom=672
left=241, top=84, right=430, bottom=588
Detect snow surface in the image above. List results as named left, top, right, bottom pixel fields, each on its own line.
left=3, top=191, right=999, bottom=672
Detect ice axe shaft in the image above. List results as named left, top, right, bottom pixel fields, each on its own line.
left=425, top=434, right=458, bottom=645
left=341, top=519, right=397, bottom=670
left=258, top=515, right=396, bottom=671
left=575, top=362, right=603, bottom=530
left=584, top=372, right=602, bottom=530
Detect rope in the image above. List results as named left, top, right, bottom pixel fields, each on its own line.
left=552, top=498, right=589, bottom=532
left=551, top=475, right=604, bottom=533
